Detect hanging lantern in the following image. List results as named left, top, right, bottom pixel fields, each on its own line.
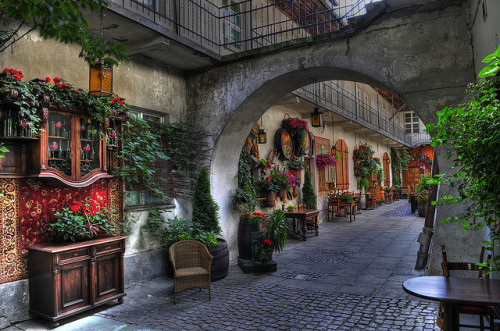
left=311, top=107, right=322, bottom=127
left=331, top=146, right=337, bottom=155
left=258, top=128, right=267, bottom=144
left=89, top=61, right=113, bottom=96
left=386, top=158, right=391, bottom=164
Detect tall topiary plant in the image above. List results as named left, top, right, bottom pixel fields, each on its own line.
left=192, top=167, right=221, bottom=234
left=302, top=169, right=317, bottom=209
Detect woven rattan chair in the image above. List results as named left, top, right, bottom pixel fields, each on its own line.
left=169, top=240, right=213, bottom=304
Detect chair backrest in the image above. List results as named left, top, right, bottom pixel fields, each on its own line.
left=169, top=240, right=208, bottom=270
left=441, top=245, right=490, bottom=279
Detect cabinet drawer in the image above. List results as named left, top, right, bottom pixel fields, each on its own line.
left=96, top=242, right=122, bottom=254
left=60, top=248, right=90, bottom=262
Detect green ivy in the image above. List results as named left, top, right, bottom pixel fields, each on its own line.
left=234, top=147, right=260, bottom=214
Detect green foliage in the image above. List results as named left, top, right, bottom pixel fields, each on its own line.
left=162, top=122, right=207, bottom=178
left=426, top=70, right=500, bottom=272
left=359, top=178, right=369, bottom=192
left=0, top=72, right=129, bottom=135
left=161, top=217, right=217, bottom=248
left=391, top=150, right=411, bottom=174
left=262, top=210, right=290, bottom=253
left=258, top=165, right=290, bottom=193
left=392, top=176, right=402, bottom=188
left=286, top=157, right=307, bottom=171
left=0, top=0, right=127, bottom=66
left=302, top=169, right=317, bottom=209
left=478, top=44, right=500, bottom=78
left=49, top=203, right=119, bottom=242
left=415, top=174, right=431, bottom=195
left=192, top=168, right=221, bottom=234
left=115, top=116, right=169, bottom=199
left=234, top=147, right=260, bottom=213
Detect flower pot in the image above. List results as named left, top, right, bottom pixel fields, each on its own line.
left=261, top=191, right=276, bottom=207
left=208, top=238, right=229, bottom=281
left=417, top=199, right=428, bottom=217
left=238, top=221, right=262, bottom=260
left=342, top=198, right=353, bottom=203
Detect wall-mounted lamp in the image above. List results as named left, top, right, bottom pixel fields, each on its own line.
left=311, top=107, right=322, bottom=127
left=386, top=158, right=391, bottom=165
left=331, top=146, right=337, bottom=155
left=89, top=9, right=113, bottom=97
left=258, top=117, right=267, bottom=144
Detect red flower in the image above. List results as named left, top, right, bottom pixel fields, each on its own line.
left=245, top=213, right=250, bottom=217
left=53, top=76, right=61, bottom=84
left=110, top=133, right=116, bottom=138
left=91, top=212, right=96, bottom=217
left=91, top=203, right=98, bottom=212
left=70, top=205, right=80, bottom=212
left=264, top=239, right=271, bottom=245
left=110, top=98, right=115, bottom=104
left=45, top=77, right=51, bottom=82
left=75, top=201, right=82, bottom=205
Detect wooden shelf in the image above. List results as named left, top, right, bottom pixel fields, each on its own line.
left=0, top=136, right=39, bottom=141
left=80, top=138, right=96, bottom=142
left=47, top=136, right=69, bottom=139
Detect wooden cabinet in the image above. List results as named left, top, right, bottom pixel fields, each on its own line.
left=28, top=236, right=127, bottom=324
left=0, top=100, right=118, bottom=187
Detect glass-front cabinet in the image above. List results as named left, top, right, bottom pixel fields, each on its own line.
left=0, top=102, right=114, bottom=187
left=39, top=108, right=111, bottom=186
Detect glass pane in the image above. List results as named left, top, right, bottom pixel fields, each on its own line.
left=143, top=114, right=161, bottom=122
left=47, top=112, right=72, bottom=177
left=80, top=118, right=100, bottom=177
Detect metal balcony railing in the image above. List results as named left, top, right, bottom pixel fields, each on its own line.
left=408, top=132, right=431, bottom=147
left=111, top=0, right=383, bottom=56
left=293, top=82, right=413, bottom=147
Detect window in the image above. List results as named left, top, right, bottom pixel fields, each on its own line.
left=335, top=139, right=349, bottom=190
left=138, top=0, right=154, bottom=9
left=125, top=106, right=169, bottom=208
left=404, top=110, right=420, bottom=134
left=222, top=1, right=242, bottom=49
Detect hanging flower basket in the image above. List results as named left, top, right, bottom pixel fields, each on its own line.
left=316, top=154, right=336, bottom=168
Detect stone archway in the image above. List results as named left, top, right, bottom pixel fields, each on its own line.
left=186, top=3, right=474, bottom=258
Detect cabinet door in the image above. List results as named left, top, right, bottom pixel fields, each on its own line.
left=47, top=112, right=73, bottom=179
left=59, top=260, right=90, bottom=314
left=78, top=117, right=101, bottom=179
left=94, top=253, right=122, bottom=303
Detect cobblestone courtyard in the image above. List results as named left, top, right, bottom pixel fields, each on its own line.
left=7, top=200, right=442, bottom=330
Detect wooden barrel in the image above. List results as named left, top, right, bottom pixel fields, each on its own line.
left=208, top=238, right=229, bottom=281
left=238, top=221, right=262, bottom=260
left=261, top=191, right=276, bottom=207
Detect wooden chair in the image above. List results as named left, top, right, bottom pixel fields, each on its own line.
left=327, top=199, right=340, bottom=221
left=169, top=240, right=213, bottom=304
left=437, top=245, right=494, bottom=330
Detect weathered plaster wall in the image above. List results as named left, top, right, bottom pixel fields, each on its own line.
left=426, top=0, right=500, bottom=275
left=0, top=27, right=187, bottom=326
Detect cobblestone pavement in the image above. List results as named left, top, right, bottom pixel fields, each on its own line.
left=7, top=200, right=442, bottom=331
left=94, top=200, right=440, bottom=331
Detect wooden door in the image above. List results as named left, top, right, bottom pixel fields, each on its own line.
left=335, top=140, right=349, bottom=190
left=406, top=167, right=422, bottom=192
left=59, top=260, right=90, bottom=314
left=94, top=253, right=122, bottom=304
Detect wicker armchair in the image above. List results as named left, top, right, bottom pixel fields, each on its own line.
left=169, top=240, right=213, bottom=304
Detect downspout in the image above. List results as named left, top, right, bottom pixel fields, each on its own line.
left=415, top=150, right=439, bottom=269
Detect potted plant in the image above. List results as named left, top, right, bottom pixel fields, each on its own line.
left=49, top=202, right=119, bottom=242
left=340, top=191, right=354, bottom=203
left=238, top=211, right=266, bottom=260
left=259, top=210, right=290, bottom=263
left=302, top=169, right=317, bottom=209
left=281, top=117, right=309, bottom=156
left=192, top=167, right=229, bottom=281
left=316, top=154, right=336, bottom=168
left=287, top=205, right=295, bottom=212
left=414, top=174, right=431, bottom=217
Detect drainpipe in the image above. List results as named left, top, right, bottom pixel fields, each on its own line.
left=415, top=150, right=439, bottom=270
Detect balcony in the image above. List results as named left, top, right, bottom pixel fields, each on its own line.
left=95, top=0, right=384, bottom=70
left=292, top=82, right=413, bottom=147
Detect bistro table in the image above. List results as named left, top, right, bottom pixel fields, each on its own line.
left=402, top=276, right=500, bottom=331
left=284, top=208, right=320, bottom=241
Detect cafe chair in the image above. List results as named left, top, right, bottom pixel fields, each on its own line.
left=437, top=245, right=494, bottom=331
left=327, top=199, right=340, bottom=221
left=169, top=240, right=213, bottom=304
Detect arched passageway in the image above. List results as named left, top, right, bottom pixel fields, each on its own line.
left=186, top=3, right=474, bottom=257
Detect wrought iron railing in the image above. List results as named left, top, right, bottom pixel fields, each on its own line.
left=408, top=132, right=431, bottom=147
left=110, top=0, right=383, bottom=56
left=293, top=82, right=413, bottom=147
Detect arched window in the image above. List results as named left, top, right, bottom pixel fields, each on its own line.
left=335, top=139, right=349, bottom=190
left=383, top=152, right=391, bottom=185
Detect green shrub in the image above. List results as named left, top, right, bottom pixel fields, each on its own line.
left=192, top=167, right=221, bottom=234
left=302, top=169, right=317, bottom=209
